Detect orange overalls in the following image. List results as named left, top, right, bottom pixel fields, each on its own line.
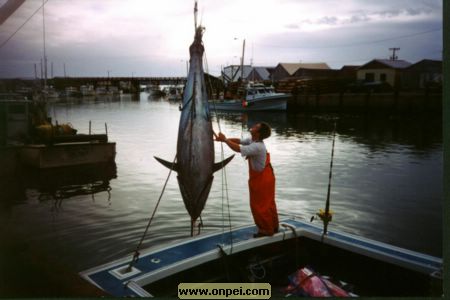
left=248, top=152, right=279, bottom=235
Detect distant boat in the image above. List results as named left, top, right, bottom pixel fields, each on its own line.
left=61, top=86, right=81, bottom=97
left=210, top=82, right=290, bottom=111
left=80, top=85, right=95, bottom=97
left=166, top=85, right=183, bottom=101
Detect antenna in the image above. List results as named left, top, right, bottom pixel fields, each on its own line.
left=389, top=47, right=400, bottom=60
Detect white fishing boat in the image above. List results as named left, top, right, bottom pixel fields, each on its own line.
left=80, top=218, right=442, bottom=297
left=210, top=83, right=290, bottom=111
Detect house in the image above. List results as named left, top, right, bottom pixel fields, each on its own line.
left=271, top=63, right=330, bottom=81
left=222, top=65, right=253, bottom=83
left=338, top=65, right=360, bottom=80
left=402, top=59, right=442, bottom=90
left=245, top=66, right=273, bottom=81
left=293, top=63, right=333, bottom=79
left=357, top=59, right=412, bottom=88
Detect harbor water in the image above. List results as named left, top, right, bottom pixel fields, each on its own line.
left=0, top=93, right=443, bottom=296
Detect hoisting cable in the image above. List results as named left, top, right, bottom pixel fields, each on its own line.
left=126, top=154, right=177, bottom=272
left=311, top=120, right=337, bottom=241
left=204, top=49, right=234, bottom=254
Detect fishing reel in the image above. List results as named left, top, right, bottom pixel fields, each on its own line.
left=310, top=209, right=333, bottom=224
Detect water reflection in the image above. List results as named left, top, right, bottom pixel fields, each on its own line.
left=2, top=162, right=116, bottom=210
left=214, top=111, right=442, bottom=152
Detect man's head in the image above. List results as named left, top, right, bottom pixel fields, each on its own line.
left=250, top=122, right=271, bottom=141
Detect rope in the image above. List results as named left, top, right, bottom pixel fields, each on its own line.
left=0, top=0, right=49, bottom=50
left=126, top=154, right=177, bottom=271
left=204, top=49, right=233, bottom=253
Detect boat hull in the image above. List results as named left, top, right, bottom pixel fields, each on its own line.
left=80, top=218, right=442, bottom=297
left=210, top=94, right=290, bottom=111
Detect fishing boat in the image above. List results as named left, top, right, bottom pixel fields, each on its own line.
left=166, top=85, right=184, bottom=101
left=0, top=99, right=116, bottom=169
left=80, top=218, right=442, bottom=297
left=210, top=82, right=290, bottom=111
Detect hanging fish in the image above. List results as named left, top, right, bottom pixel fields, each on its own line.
left=155, top=24, right=234, bottom=236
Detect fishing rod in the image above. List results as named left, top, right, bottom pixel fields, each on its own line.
left=311, top=120, right=337, bottom=239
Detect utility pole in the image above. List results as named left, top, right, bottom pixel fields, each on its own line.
left=389, top=47, right=400, bottom=60
left=42, top=0, right=47, bottom=89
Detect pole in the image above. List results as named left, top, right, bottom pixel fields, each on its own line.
left=42, top=0, right=47, bottom=89
left=40, top=59, right=43, bottom=79
left=323, top=121, right=337, bottom=236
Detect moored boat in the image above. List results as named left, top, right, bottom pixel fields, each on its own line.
left=1, top=98, right=116, bottom=169
left=210, top=82, right=290, bottom=111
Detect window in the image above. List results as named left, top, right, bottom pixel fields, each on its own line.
left=365, top=73, right=375, bottom=82
left=380, top=73, right=387, bottom=82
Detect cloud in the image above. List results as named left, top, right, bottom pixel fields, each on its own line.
left=0, top=0, right=443, bottom=78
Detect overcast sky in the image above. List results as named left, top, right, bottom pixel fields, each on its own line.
left=0, top=0, right=443, bottom=78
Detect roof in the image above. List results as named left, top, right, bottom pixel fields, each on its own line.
left=250, top=67, right=272, bottom=80
left=407, top=59, right=442, bottom=69
left=278, top=62, right=330, bottom=75
left=340, top=65, right=360, bottom=71
left=360, top=59, right=412, bottom=70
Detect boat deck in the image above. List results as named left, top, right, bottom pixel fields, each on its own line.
left=80, top=218, right=442, bottom=297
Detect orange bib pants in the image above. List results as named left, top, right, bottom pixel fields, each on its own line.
left=248, top=152, right=279, bottom=235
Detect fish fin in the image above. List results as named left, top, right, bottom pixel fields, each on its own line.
left=212, top=154, right=235, bottom=173
left=154, top=156, right=179, bottom=172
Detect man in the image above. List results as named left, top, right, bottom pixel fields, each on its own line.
left=215, top=122, right=279, bottom=237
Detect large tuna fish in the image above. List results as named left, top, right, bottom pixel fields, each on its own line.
left=155, top=25, right=234, bottom=235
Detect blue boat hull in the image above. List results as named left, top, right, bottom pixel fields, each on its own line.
left=80, top=218, right=442, bottom=297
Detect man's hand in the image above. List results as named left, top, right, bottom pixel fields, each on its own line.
left=214, top=131, right=226, bottom=142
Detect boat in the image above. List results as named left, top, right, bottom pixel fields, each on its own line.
left=209, top=82, right=290, bottom=111
left=0, top=98, right=116, bottom=169
left=19, top=136, right=116, bottom=168
left=80, top=85, right=96, bottom=97
left=80, top=218, right=442, bottom=297
left=166, top=85, right=184, bottom=101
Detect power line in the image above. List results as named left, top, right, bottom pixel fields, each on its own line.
left=0, top=0, right=49, bottom=50
left=255, top=27, right=442, bottom=50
